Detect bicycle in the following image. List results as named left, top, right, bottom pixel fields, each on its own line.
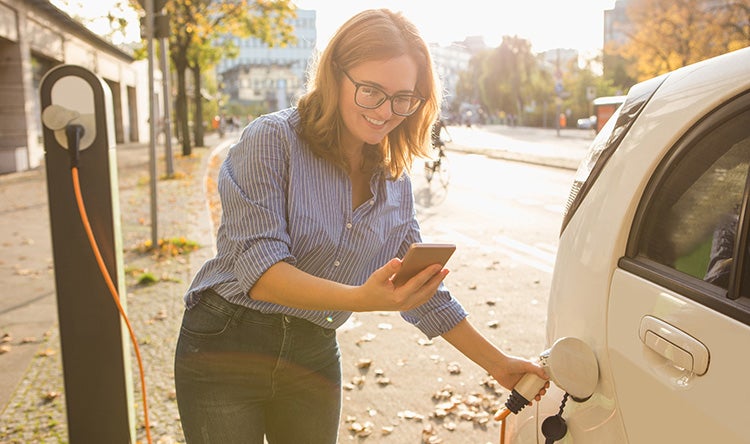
left=424, top=122, right=451, bottom=188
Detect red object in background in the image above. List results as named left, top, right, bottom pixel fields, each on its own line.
left=593, top=96, right=626, bottom=133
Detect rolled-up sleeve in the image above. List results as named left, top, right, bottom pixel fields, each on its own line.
left=401, top=284, right=468, bottom=339
left=218, top=116, right=296, bottom=296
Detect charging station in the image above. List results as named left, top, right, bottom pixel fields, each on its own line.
left=40, top=64, right=135, bottom=443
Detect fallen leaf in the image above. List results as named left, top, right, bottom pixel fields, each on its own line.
left=43, top=391, right=60, bottom=402
left=355, top=333, right=376, bottom=346
left=356, top=358, right=372, bottom=369
left=447, top=362, right=461, bottom=375
left=376, top=376, right=391, bottom=386
left=36, top=348, right=56, bottom=357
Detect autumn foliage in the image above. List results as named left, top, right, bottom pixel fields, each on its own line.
left=615, top=0, right=750, bottom=81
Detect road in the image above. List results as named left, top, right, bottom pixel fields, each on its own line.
left=337, top=149, right=576, bottom=443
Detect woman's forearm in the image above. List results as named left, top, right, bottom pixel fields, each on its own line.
left=249, top=261, right=361, bottom=311
left=249, top=259, right=448, bottom=313
left=442, top=318, right=548, bottom=391
left=441, top=318, right=508, bottom=370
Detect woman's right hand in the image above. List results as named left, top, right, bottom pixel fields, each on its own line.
left=355, top=258, right=448, bottom=312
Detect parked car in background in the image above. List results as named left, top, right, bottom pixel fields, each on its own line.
left=506, top=46, right=750, bottom=443
left=576, top=115, right=596, bottom=130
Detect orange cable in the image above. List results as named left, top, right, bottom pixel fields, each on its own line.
left=494, top=407, right=510, bottom=444
left=71, top=167, right=153, bottom=444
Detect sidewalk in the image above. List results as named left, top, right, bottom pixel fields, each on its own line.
left=446, top=124, right=593, bottom=170
left=0, top=125, right=590, bottom=443
left=0, top=135, right=224, bottom=442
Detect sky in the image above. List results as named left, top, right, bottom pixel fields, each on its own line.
left=53, top=0, right=617, bottom=56
left=293, top=0, right=618, bottom=55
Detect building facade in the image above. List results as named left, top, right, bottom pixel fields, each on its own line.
left=217, top=9, right=316, bottom=112
left=0, top=0, right=149, bottom=174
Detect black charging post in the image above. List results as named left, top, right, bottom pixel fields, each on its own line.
left=40, top=65, right=135, bottom=442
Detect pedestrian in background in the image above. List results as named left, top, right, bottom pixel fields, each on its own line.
left=174, top=8, right=547, bottom=444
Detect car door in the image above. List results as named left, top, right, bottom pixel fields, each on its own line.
left=609, top=92, right=750, bottom=443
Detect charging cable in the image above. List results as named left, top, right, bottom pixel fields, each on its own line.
left=494, top=372, right=547, bottom=444
left=67, top=124, right=153, bottom=444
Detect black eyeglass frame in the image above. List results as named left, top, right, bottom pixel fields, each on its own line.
left=342, top=70, right=425, bottom=117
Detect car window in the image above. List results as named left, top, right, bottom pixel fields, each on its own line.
left=638, top=134, right=750, bottom=289
left=627, top=93, right=750, bottom=321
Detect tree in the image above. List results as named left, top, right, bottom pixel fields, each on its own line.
left=454, top=51, right=487, bottom=112
left=467, top=36, right=546, bottom=126
left=562, top=56, right=618, bottom=123
left=712, top=1, right=750, bottom=50
left=617, top=0, right=750, bottom=81
left=52, top=0, right=140, bottom=45
left=161, top=0, right=296, bottom=155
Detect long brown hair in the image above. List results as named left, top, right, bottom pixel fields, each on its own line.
left=296, top=9, right=441, bottom=179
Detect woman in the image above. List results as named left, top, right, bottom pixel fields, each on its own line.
left=175, top=8, right=547, bottom=443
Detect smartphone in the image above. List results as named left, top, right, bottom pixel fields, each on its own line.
left=391, top=243, right=456, bottom=287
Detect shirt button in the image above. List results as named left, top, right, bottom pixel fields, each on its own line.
left=369, top=200, right=375, bottom=205
left=334, top=260, right=341, bottom=267
left=346, top=222, right=352, bottom=229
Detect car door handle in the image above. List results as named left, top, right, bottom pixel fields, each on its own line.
left=638, top=316, right=710, bottom=375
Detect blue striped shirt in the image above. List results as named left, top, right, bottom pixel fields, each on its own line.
left=184, top=108, right=467, bottom=338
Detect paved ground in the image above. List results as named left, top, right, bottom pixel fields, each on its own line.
left=447, top=125, right=594, bottom=170
left=0, top=125, right=593, bottom=443
left=0, top=135, right=224, bottom=443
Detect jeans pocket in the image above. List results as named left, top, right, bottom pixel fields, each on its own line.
left=180, top=300, right=234, bottom=339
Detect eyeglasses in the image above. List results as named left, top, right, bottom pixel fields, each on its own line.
left=342, top=71, right=425, bottom=117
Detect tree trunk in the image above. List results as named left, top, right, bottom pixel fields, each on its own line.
left=175, top=67, right=191, bottom=156
left=191, top=64, right=205, bottom=148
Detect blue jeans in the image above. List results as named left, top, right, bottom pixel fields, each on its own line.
left=174, top=290, right=342, bottom=444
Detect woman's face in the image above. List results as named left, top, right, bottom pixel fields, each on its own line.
left=338, top=54, right=419, bottom=149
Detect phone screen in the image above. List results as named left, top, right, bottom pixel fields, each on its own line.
left=391, top=243, right=456, bottom=287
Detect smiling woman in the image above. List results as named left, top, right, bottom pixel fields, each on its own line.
left=173, top=7, right=547, bottom=444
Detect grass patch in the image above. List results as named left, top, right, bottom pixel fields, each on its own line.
left=134, top=237, right=199, bottom=259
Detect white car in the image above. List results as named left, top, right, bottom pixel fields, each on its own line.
left=506, top=46, right=750, bottom=443
left=576, top=115, right=596, bottom=130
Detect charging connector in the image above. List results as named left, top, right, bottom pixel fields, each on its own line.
left=504, top=372, right=548, bottom=414
left=494, top=337, right=599, bottom=444
left=65, top=124, right=84, bottom=168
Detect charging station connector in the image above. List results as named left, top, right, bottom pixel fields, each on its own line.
left=495, top=337, right=600, bottom=444
left=65, top=124, right=84, bottom=168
